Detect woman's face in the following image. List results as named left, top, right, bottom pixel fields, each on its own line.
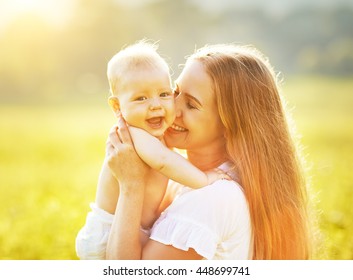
left=164, top=59, right=225, bottom=151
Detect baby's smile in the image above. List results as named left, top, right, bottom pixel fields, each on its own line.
left=146, top=116, right=164, bottom=129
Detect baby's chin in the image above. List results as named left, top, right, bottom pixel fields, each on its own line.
left=146, top=123, right=172, bottom=138
left=148, top=129, right=166, bottom=139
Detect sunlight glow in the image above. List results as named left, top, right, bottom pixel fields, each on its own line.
left=0, top=0, right=74, bottom=29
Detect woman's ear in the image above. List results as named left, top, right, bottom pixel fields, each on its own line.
left=108, top=96, right=121, bottom=117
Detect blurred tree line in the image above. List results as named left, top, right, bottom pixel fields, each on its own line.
left=0, top=0, right=352, bottom=103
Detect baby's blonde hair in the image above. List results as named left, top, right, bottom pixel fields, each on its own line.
left=189, top=44, right=312, bottom=259
left=107, top=40, right=170, bottom=95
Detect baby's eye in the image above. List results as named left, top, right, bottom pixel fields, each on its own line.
left=135, top=96, right=147, bottom=101
left=160, top=92, right=172, bottom=98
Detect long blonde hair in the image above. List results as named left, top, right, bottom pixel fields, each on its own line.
left=189, top=44, right=311, bottom=259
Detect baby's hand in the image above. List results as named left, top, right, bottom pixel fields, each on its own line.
left=205, top=168, right=231, bottom=185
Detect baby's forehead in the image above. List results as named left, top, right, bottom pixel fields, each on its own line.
left=128, top=60, right=168, bottom=73
left=114, top=59, right=170, bottom=81
left=116, top=66, right=171, bottom=94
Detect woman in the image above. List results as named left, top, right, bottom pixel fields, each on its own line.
left=77, top=43, right=311, bottom=259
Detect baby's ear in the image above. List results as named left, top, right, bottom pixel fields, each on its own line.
left=108, top=96, right=120, bottom=116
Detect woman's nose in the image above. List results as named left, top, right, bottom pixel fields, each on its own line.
left=174, top=96, right=182, bottom=117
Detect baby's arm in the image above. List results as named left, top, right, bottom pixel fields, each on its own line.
left=129, top=126, right=226, bottom=188
left=95, top=159, right=120, bottom=214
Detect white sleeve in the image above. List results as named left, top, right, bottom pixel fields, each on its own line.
left=150, top=180, right=251, bottom=260
left=75, top=203, right=113, bottom=260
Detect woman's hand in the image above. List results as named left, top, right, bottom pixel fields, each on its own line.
left=106, top=116, right=149, bottom=193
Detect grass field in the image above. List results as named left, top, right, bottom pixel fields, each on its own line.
left=0, top=76, right=352, bottom=259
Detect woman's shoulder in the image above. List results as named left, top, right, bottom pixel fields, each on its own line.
left=189, top=179, right=244, bottom=198
left=169, top=179, right=247, bottom=217
left=155, top=179, right=251, bottom=256
left=164, top=161, right=247, bottom=215
left=205, top=179, right=244, bottom=196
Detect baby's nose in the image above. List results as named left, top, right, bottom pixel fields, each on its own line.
left=149, top=98, right=162, bottom=110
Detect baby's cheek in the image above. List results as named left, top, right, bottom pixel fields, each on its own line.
left=167, top=108, right=177, bottom=124
left=121, top=111, right=141, bottom=127
left=166, top=115, right=175, bottom=127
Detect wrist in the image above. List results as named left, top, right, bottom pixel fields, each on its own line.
left=119, top=180, right=144, bottom=196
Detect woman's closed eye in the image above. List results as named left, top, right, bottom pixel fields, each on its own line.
left=185, top=94, right=202, bottom=110
left=173, top=89, right=200, bottom=110
left=186, top=101, right=197, bottom=109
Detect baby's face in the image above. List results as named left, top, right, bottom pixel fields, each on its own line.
left=117, top=67, right=175, bottom=137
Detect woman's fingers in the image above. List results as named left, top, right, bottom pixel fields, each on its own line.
left=105, top=140, right=115, bottom=156
left=108, top=124, right=122, bottom=149
left=117, top=115, right=133, bottom=145
left=107, top=115, right=131, bottom=149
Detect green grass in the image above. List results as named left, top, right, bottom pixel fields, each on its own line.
left=282, top=76, right=353, bottom=259
left=0, top=76, right=352, bottom=259
left=0, top=104, right=114, bottom=259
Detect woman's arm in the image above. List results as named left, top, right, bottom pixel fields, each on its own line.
left=107, top=177, right=145, bottom=259
left=105, top=117, right=202, bottom=260
left=105, top=119, right=148, bottom=259
left=129, top=126, right=224, bottom=188
left=142, top=240, right=202, bottom=260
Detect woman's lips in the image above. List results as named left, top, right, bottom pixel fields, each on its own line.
left=169, top=123, right=187, bottom=132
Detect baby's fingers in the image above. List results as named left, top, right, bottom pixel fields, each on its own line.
left=215, top=168, right=231, bottom=180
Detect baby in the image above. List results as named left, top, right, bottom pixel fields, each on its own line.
left=76, top=41, right=229, bottom=258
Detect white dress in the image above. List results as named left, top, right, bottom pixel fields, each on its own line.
left=75, top=162, right=253, bottom=260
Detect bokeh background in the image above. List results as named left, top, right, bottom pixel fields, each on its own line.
left=0, top=0, right=352, bottom=259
